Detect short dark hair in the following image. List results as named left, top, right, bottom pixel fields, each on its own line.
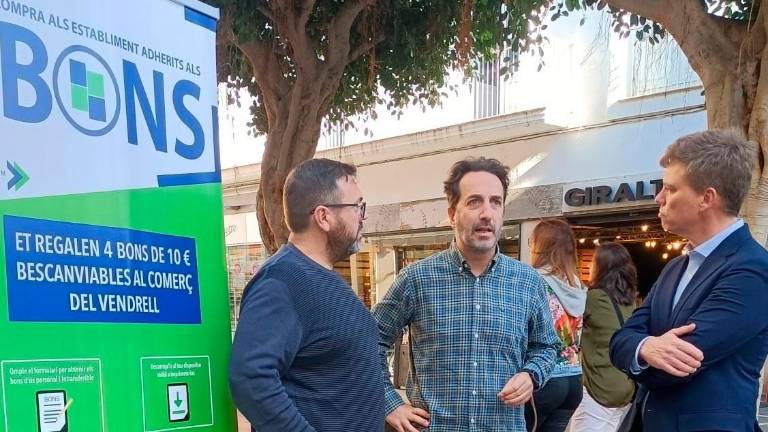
left=660, top=130, right=756, bottom=216
left=283, top=158, right=357, bottom=233
left=443, top=157, right=510, bottom=209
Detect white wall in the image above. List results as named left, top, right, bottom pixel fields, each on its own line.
left=353, top=109, right=705, bottom=208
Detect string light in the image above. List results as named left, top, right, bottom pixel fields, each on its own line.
left=615, top=235, right=622, bottom=240
left=681, top=249, right=688, bottom=256
left=662, top=253, right=669, bottom=260
left=645, top=241, right=651, bottom=248
left=650, top=241, right=657, bottom=248
left=641, top=224, right=649, bottom=232
left=666, top=244, right=673, bottom=250
left=593, top=239, right=600, bottom=245
left=672, top=242, right=681, bottom=250
left=579, top=238, right=586, bottom=244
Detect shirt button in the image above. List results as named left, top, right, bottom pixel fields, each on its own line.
left=472, top=390, right=477, bottom=395
left=474, top=333, right=479, bottom=339
left=471, top=418, right=475, bottom=424
left=473, top=362, right=478, bottom=367
left=475, top=304, right=480, bottom=310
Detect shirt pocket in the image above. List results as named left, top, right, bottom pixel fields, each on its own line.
left=484, top=300, right=521, bottom=357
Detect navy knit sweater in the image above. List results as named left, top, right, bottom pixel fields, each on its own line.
left=229, top=243, right=385, bottom=432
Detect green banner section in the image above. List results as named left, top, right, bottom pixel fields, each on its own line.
left=0, top=184, right=235, bottom=431
left=141, top=356, right=213, bottom=431
left=2, top=359, right=104, bottom=431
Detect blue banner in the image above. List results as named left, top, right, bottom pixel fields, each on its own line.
left=4, top=215, right=201, bottom=324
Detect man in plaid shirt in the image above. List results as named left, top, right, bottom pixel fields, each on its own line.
left=373, top=157, right=559, bottom=432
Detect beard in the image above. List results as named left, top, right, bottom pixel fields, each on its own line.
left=327, top=221, right=363, bottom=263
left=459, top=220, right=501, bottom=253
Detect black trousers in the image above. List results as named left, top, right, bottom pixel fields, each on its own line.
left=525, top=374, right=583, bottom=432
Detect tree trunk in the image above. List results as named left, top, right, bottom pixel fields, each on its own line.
left=221, top=0, right=377, bottom=255
left=698, top=66, right=768, bottom=245
left=605, top=0, right=768, bottom=247
left=256, top=90, right=324, bottom=253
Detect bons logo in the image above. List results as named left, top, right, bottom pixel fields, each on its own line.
left=0, top=21, right=209, bottom=160
left=54, top=45, right=121, bottom=136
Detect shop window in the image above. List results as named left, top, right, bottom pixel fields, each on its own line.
left=227, top=243, right=268, bottom=333
left=397, top=243, right=451, bottom=272
left=392, top=225, right=521, bottom=271
left=355, top=252, right=373, bottom=308
left=577, top=249, right=595, bottom=284
left=628, top=36, right=699, bottom=97
left=333, top=258, right=352, bottom=285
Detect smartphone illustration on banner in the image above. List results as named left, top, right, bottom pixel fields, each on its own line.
left=167, top=383, right=190, bottom=422
left=36, top=390, right=68, bottom=432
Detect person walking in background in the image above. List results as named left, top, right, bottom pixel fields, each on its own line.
left=229, top=159, right=384, bottom=432
left=568, top=243, right=637, bottom=432
left=526, top=219, right=587, bottom=432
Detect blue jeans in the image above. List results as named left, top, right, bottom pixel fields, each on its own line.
left=525, top=374, right=583, bottom=432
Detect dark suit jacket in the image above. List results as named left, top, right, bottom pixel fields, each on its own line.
left=610, top=225, right=768, bottom=432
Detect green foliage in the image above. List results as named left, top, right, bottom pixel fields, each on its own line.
left=207, top=0, right=757, bottom=137
left=206, top=0, right=549, bottom=136
left=555, top=0, right=756, bottom=45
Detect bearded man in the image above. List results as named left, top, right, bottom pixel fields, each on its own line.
left=230, top=158, right=384, bottom=432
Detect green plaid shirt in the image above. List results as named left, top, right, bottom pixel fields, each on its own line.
left=372, top=244, right=558, bottom=431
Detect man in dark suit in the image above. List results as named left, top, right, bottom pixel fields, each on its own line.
left=610, top=130, right=768, bottom=431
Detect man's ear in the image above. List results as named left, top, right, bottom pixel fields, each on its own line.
left=448, top=206, right=456, bottom=226
left=700, top=187, right=718, bottom=212
left=312, top=207, right=332, bottom=233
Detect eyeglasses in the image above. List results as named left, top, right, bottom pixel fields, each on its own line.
left=311, top=201, right=366, bottom=218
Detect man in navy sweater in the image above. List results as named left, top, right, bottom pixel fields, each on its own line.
left=229, top=158, right=384, bottom=431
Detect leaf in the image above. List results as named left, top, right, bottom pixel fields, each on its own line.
left=630, top=15, right=638, bottom=27
left=636, top=30, right=643, bottom=41
left=579, top=17, right=586, bottom=26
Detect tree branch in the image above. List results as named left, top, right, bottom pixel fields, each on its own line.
left=326, top=0, right=376, bottom=70
left=237, top=40, right=288, bottom=124
left=602, top=0, right=667, bottom=23
left=606, top=0, right=737, bottom=76
left=255, top=4, right=278, bottom=25
left=348, top=35, right=387, bottom=63
left=269, top=0, right=319, bottom=77
left=298, top=0, right=317, bottom=29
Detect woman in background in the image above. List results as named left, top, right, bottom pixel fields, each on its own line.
left=568, top=242, right=637, bottom=432
left=526, top=219, right=587, bottom=432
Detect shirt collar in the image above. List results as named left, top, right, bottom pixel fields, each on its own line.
left=448, top=241, right=501, bottom=275
left=686, top=218, right=744, bottom=258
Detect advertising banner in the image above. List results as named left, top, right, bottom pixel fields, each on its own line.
left=0, top=0, right=235, bottom=430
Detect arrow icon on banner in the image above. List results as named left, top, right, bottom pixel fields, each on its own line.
left=6, top=161, right=29, bottom=191
left=175, top=392, right=183, bottom=408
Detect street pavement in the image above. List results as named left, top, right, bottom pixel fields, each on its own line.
left=236, top=401, right=768, bottom=431
left=759, top=402, right=768, bottom=430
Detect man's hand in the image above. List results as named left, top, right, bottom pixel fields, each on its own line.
left=639, top=323, right=704, bottom=377
left=498, top=372, right=534, bottom=406
left=385, top=404, right=430, bottom=432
